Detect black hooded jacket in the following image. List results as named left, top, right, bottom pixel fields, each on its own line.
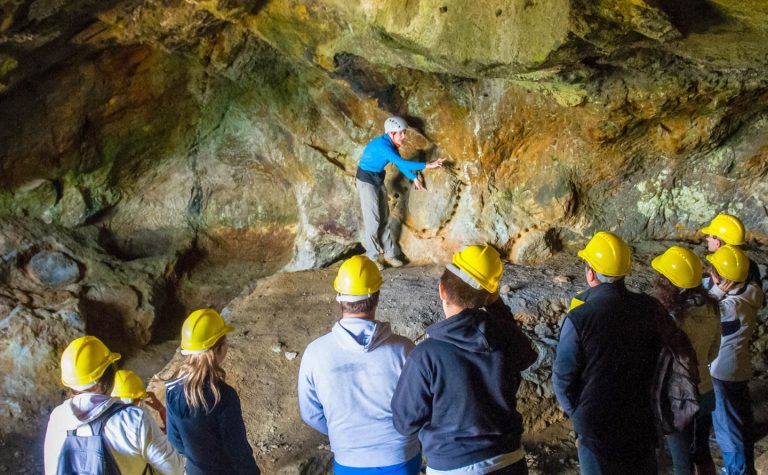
left=391, top=301, right=537, bottom=470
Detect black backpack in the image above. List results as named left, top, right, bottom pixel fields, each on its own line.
left=56, top=403, right=129, bottom=475
left=651, top=314, right=701, bottom=434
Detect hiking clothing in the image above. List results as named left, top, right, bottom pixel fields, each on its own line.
left=661, top=293, right=719, bottom=475
left=332, top=452, right=422, bottom=475
left=677, top=299, right=720, bottom=394
left=552, top=281, right=664, bottom=466
left=707, top=281, right=764, bottom=382
left=298, top=318, right=419, bottom=468
left=747, top=258, right=762, bottom=288
left=713, top=378, right=756, bottom=475
left=356, top=134, right=424, bottom=259
left=391, top=304, right=537, bottom=471
left=357, top=179, right=399, bottom=260
left=576, top=440, right=657, bottom=475
left=425, top=449, right=525, bottom=474
left=357, top=134, right=426, bottom=185
left=665, top=390, right=716, bottom=475
left=44, top=393, right=183, bottom=475
left=165, top=376, right=260, bottom=475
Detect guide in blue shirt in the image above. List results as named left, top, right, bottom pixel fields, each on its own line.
left=355, top=116, right=444, bottom=269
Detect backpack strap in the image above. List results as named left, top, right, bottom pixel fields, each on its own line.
left=88, top=402, right=130, bottom=436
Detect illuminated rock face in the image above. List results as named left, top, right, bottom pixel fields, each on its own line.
left=1, top=0, right=768, bottom=268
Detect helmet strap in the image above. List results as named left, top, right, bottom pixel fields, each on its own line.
left=336, top=293, right=373, bottom=303
left=69, top=380, right=98, bottom=391
left=445, top=263, right=483, bottom=290
left=180, top=348, right=209, bottom=356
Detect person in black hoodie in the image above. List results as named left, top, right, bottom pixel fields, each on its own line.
left=553, top=232, right=665, bottom=474
left=392, top=245, right=537, bottom=474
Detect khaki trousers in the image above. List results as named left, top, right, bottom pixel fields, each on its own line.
left=356, top=179, right=399, bottom=260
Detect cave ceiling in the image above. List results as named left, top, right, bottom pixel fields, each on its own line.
left=1, top=0, right=767, bottom=267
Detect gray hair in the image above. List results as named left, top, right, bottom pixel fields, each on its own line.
left=586, top=265, right=624, bottom=284
left=596, top=271, right=622, bottom=283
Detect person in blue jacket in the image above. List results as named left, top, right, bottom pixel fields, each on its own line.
left=356, top=116, right=444, bottom=269
left=392, top=245, right=537, bottom=474
left=165, top=308, right=261, bottom=475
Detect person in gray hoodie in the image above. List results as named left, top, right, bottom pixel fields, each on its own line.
left=298, top=256, right=420, bottom=475
left=705, top=245, right=765, bottom=475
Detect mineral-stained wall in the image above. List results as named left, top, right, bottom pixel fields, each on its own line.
left=1, top=0, right=767, bottom=269
left=1, top=0, right=768, bottom=457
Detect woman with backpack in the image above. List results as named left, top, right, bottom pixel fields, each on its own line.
left=44, top=336, right=183, bottom=474
left=651, top=246, right=720, bottom=475
left=165, top=308, right=261, bottom=475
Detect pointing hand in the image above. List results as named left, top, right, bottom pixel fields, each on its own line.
left=425, top=158, right=445, bottom=169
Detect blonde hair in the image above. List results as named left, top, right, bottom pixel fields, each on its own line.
left=177, top=337, right=227, bottom=414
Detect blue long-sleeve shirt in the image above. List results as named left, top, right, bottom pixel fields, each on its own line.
left=356, top=134, right=426, bottom=185
left=165, top=376, right=260, bottom=475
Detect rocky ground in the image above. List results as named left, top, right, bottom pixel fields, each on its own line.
left=2, top=241, right=768, bottom=474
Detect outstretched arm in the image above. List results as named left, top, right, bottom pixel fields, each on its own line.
left=382, top=147, right=426, bottom=181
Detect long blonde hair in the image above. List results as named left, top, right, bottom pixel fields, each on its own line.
left=177, top=337, right=227, bottom=414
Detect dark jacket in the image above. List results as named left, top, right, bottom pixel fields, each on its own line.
left=747, top=258, right=762, bottom=288
left=391, top=302, right=537, bottom=471
left=553, top=281, right=665, bottom=463
left=165, top=376, right=260, bottom=475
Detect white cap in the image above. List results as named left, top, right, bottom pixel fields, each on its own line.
left=384, top=116, right=407, bottom=133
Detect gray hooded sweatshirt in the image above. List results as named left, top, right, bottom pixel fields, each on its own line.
left=298, top=318, right=419, bottom=468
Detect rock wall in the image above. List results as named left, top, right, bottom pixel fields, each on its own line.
left=0, top=218, right=183, bottom=433
left=0, top=0, right=767, bottom=269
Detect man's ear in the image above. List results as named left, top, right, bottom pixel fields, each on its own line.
left=585, top=266, right=599, bottom=287
left=438, top=281, right=447, bottom=302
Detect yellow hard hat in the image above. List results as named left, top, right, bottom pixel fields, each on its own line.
left=180, top=309, right=234, bottom=354
left=701, top=214, right=746, bottom=246
left=448, top=245, right=503, bottom=293
left=111, top=370, right=147, bottom=400
left=60, top=336, right=121, bottom=390
left=706, top=244, right=749, bottom=283
left=334, top=256, right=383, bottom=300
left=578, top=232, right=631, bottom=277
left=651, top=246, right=703, bottom=289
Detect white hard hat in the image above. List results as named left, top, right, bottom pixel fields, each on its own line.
left=384, top=116, right=407, bottom=133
